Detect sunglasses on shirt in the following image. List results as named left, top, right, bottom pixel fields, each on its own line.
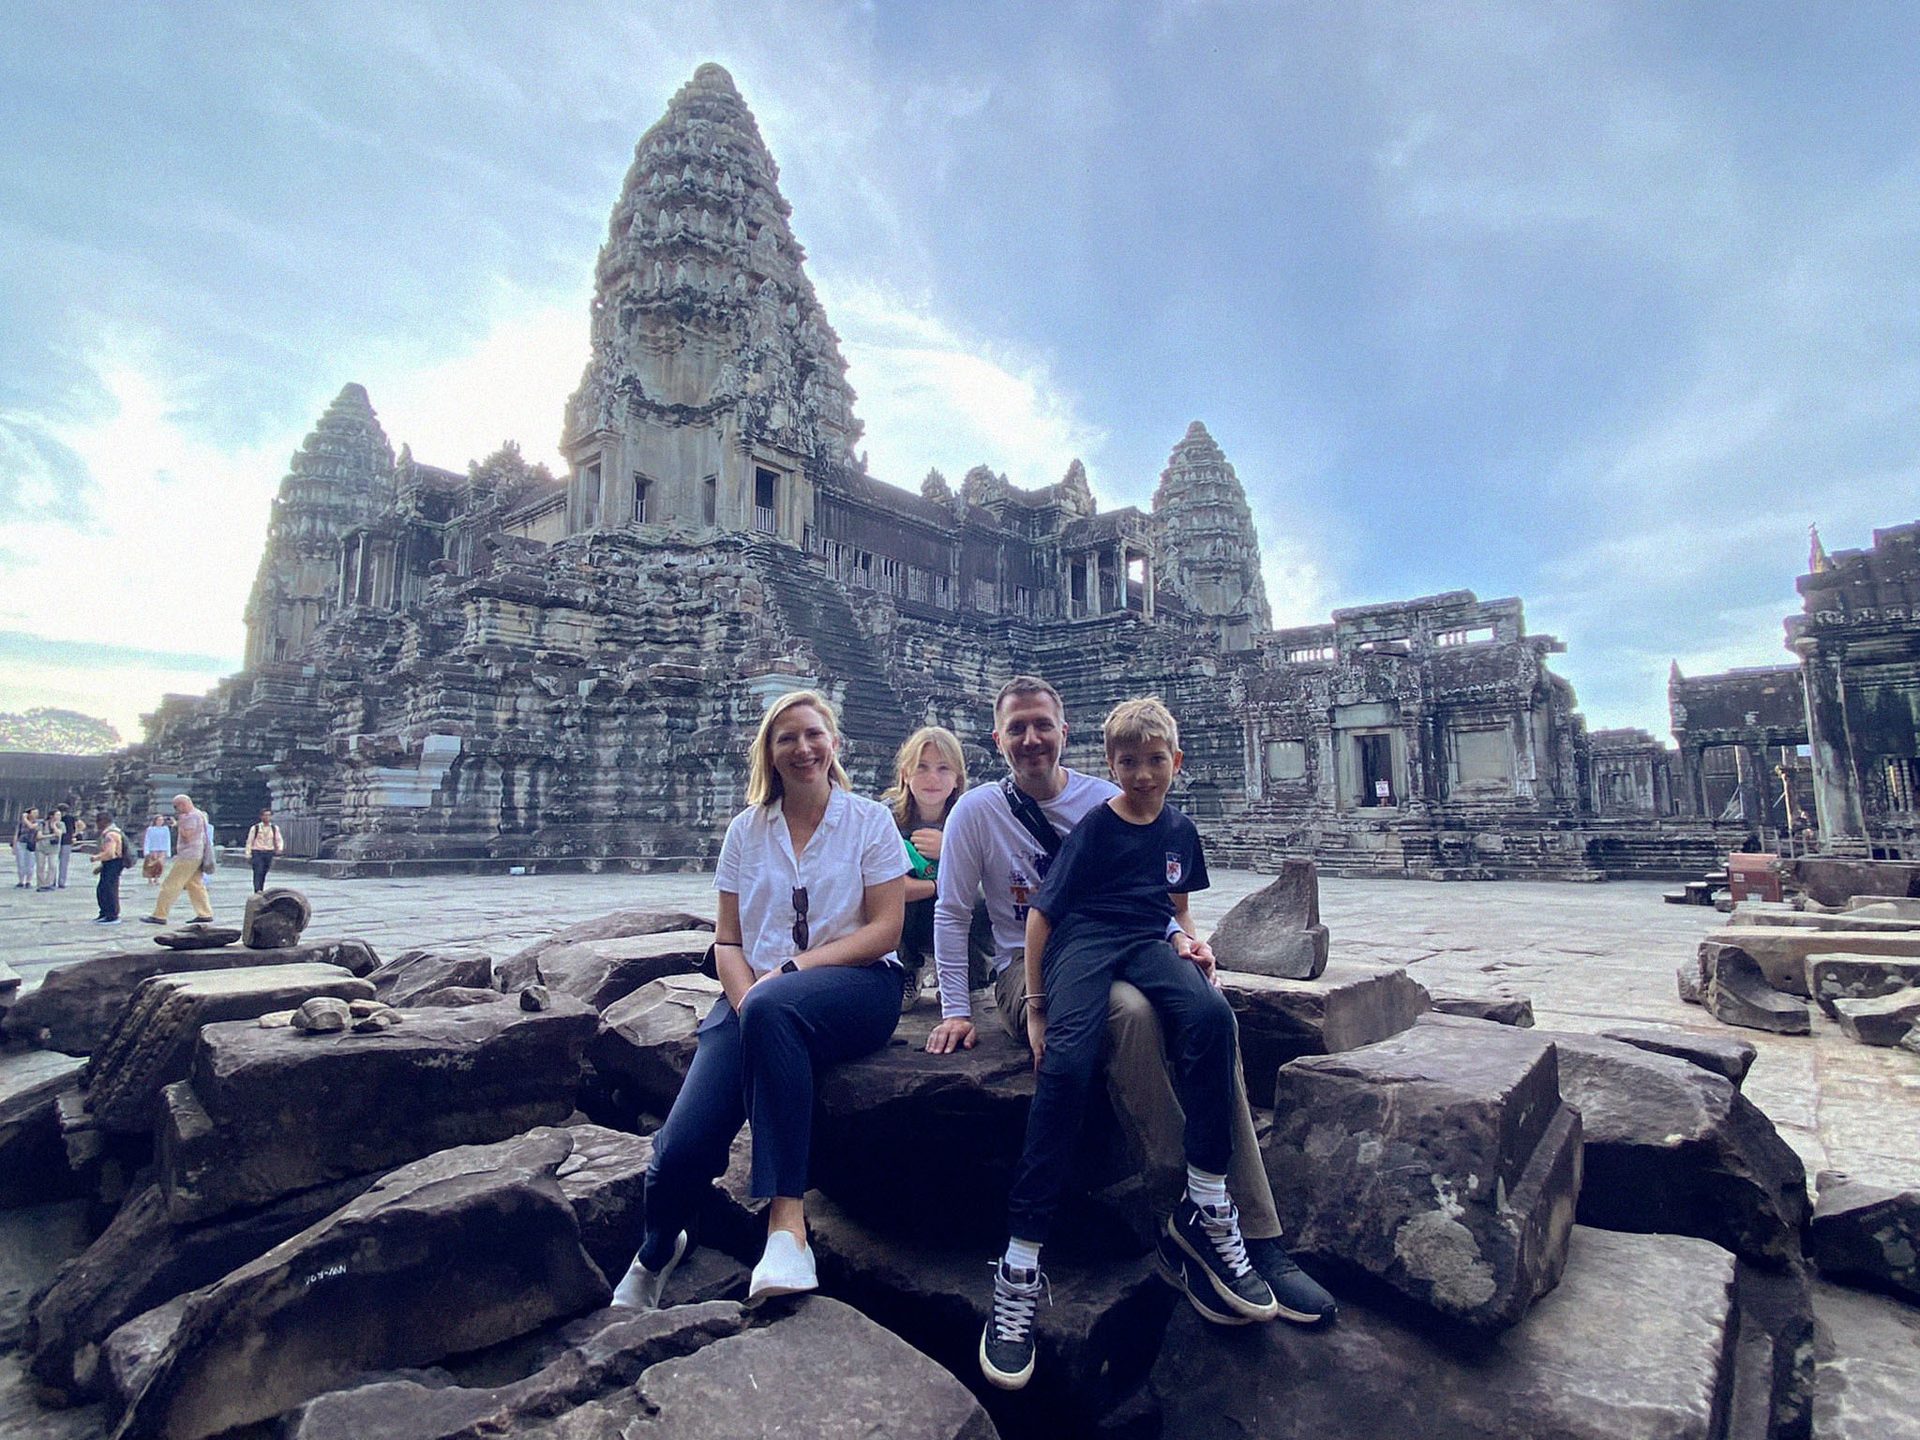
left=791, top=886, right=809, bottom=951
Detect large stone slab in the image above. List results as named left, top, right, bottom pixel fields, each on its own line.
left=1264, top=1021, right=1582, bottom=1332
left=4, top=940, right=379, bottom=1056
left=1832, top=989, right=1920, bottom=1047
left=1789, top=857, right=1920, bottom=908
left=27, top=1175, right=381, bottom=1399
left=1706, top=943, right=1811, bottom=1035
left=1729, top=1259, right=1817, bottom=1440
left=496, top=908, right=714, bottom=991
left=1809, top=954, right=1920, bottom=1018
left=1812, top=1277, right=1920, bottom=1440
left=555, top=1122, right=652, bottom=1281
left=84, top=964, right=374, bottom=1134
left=1220, top=959, right=1430, bottom=1107
left=152, top=928, right=241, bottom=951
left=1704, top=926, right=1920, bottom=999
left=1148, top=1226, right=1737, bottom=1440
left=1810, top=1171, right=1920, bottom=1304
left=0, top=1050, right=86, bottom=1208
left=114, top=1128, right=610, bottom=1440
left=364, top=947, right=494, bottom=1006
left=1427, top=984, right=1535, bottom=1027
left=1209, top=860, right=1329, bottom=979
left=514, top=930, right=714, bottom=1012
left=157, top=993, right=598, bottom=1223
left=590, top=974, right=725, bottom=1121
left=1599, top=1022, right=1757, bottom=1086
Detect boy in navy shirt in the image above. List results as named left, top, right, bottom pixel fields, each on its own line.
left=980, top=697, right=1281, bottom=1391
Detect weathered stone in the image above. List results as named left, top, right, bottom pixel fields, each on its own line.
left=1599, top=1022, right=1757, bottom=1086
left=365, top=946, right=493, bottom=1005
left=1730, top=1258, right=1817, bottom=1440
left=1706, top=926, right=1920, bottom=998
left=1264, top=1021, right=1582, bottom=1331
left=1789, top=857, right=1920, bottom=909
left=410, top=985, right=508, bottom=1009
left=509, top=930, right=714, bottom=1012
left=115, top=1129, right=610, bottom=1440
left=519, top=983, right=551, bottom=1011
left=157, top=994, right=599, bottom=1222
left=27, top=1174, right=381, bottom=1399
left=1427, top=985, right=1535, bottom=1027
left=290, top=996, right=351, bottom=1033
left=0, top=1050, right=86, bottom=1208
left=555, top=1123, right=652, bottom=1281
left=591, top=974, right=725, bottom=1120
left=1831, top=989, right=1920, bottom=1046
left=84, top=964, right=374, bottom=1133
left=351, top=1007, right=402, bottom=1033
left=1220, top=960, right=1430, bottom=1107
left=1810, top=1171, right=1920, bottom=1304
left=1147, top=1226, right=1738, bottom=1440
left=1809, top=954, right=1920, bottom=1018
left=1678, top=958, right=1706, bottom=1005
left=1812, top=1276, right=1920, bottom=1440
left=1209, top=859, right=1329, bottom=979
left=239, top=888, right=310, bottom=949
left=152, top=927, right=242, bottom=951
left=101, top=1294, right=184, bottom=1414
left=496, top=909, right=715, bottom=991
left=3, top=940, right=379, bottom=1055
left=1706, top=943, right=1812, bottom=1035
left=346, top=997, right=386, bottom=1018
left=0, top=958, right=21, bottom=1017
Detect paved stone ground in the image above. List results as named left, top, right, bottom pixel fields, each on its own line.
left=5, top=868, right=1917, bottom=1188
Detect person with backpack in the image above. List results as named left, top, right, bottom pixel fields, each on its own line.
left=91, top=811, right=127, bottom=923
left=246, top=808, right=284, bottom=893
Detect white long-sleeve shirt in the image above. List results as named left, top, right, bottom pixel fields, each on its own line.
left=931, top=768, right=1117, bottom=1019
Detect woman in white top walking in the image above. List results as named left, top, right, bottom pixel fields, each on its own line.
left=610, top=690, right=906, bottom=1308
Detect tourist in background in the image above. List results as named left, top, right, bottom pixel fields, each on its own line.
left=610, top=690, right=906, bottom=1309
left=35, top=808, right=60, bottom=891
left=880, top=725, right=994, bottom=1012
left=142, top=794, right=214, bottom=925
left=12, top=809, right=36, bottom=889
left=142, top=815, right=171, bottom=884
left=91, top=811, right=126, bottom=924
left=246, top=808, right=284, bottom=893
left=57, top=806, right=81, bottom=888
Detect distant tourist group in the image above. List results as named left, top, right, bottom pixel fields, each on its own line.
left=606, top=675, right=1336, bottom=1393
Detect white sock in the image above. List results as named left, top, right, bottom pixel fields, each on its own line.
left=1187, top=1166, right=1229, bottom=1211
left=1004, top=1238, right=1041, bottom=1273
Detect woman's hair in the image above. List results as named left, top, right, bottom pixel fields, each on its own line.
left=745, top=690, right=852, bottom=807
left=881, top=725, right=969, bottom=827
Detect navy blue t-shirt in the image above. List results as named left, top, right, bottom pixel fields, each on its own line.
left=1029, top=800, right=1210, bottom=942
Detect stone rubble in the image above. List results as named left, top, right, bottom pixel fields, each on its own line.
left=1810, top=1172, right=1920, bottom=1306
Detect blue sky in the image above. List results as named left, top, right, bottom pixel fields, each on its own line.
left=3, top=2, right=1916, bottom=742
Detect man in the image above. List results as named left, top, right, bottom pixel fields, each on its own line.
left=91, top=810, right=127, bottom=924
left=142, top=794, right=214, bottom=925
left=926, top=676, right=1335, bottom=1325
left=56, top=805, right=80, bottom=888
left=246, top=808, right=284, bottom=893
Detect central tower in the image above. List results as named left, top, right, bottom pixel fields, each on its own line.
left=561, top=63, right=862, bottom=546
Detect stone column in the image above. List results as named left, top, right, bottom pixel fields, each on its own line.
left=1799, top=646, right=1868, bottom=845
left=1086, top=550, right=1100, bottom=617
left=1143, top=553, right=1156, bottom=620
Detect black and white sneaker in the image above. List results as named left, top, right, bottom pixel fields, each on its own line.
left=1168, top=1198, right=1279, bottom=1322
left=1245, top=1236, right=1338, bottom=1325
left=979, top=1259, right=1045, bottom=1391
left=1155, top=1231, right=1254, bottom=1326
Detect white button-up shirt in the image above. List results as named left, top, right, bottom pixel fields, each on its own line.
left=715, top=786, right=908, bottom=973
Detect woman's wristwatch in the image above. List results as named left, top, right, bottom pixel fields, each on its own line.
left=780, top=958, right=800, bottom=974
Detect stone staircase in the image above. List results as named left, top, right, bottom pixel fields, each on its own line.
left=745, top=539, right=918, bottom=781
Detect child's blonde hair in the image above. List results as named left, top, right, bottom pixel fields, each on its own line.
left=745, top=690, right=852, bottom=806
left=1103, top=696, right=1180, bottom=754
left=882, top=726, right=969, bottom=827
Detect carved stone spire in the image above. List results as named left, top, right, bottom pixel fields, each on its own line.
left=1151, top=420, right=1272, bottom=635
left=563, top=62, right=862, bottom=469
left=244, top=384, right=395, bottom=667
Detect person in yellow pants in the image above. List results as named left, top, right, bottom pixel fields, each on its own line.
left=143, top=794, right=213, bottom=925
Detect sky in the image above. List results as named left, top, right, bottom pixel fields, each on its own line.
left=2, top=2, right=1916, bottom=744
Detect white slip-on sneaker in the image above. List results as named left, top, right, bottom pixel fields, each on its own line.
left=747, top=1229, right=818, bottom=1303
left=611, top=1230, right=687, bottom=1310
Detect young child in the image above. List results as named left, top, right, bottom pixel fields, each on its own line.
left=980, top=697, right=1279, bottom=1391
left=881, top=726, right=994, bottom=1011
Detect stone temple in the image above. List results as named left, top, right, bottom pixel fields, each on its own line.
left=111, top=64, right=1765, bottom=878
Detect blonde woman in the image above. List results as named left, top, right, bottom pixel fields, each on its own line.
left=881, top=726, right=995, bottom=1010
left=610, top=691, right=906, bottom=1308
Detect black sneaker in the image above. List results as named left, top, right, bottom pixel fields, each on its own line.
left=1168, top=1198, right=1279, bottom=1322
left=1245, top=1237, right=1338, bottom=1325
left=1155, top=1231, right=1253, bottom=1326
left=978, top=1259, right=1044, bottom=1391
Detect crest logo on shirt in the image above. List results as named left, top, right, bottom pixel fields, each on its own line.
left=1165, top=852, right=1183, bottom=886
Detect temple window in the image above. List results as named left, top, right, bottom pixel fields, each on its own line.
left=753, top=467, right=778, bottom=533
left=632, top=474, right=651, bottom=524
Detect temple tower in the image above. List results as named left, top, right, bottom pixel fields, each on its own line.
left=1151, top=421, right=1271, bottom=648
left=561, top=62, right=862, bottom=547
left=243, top=383, right=395, bottom=667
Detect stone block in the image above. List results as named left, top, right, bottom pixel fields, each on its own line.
left=365, top=947, right=494, bottom=1005
left=517, top=930, right=714, bottom=1012
left=1812, top=1277, right=1920, bottom=1440
left=410, top=985, right=508, bottom=1009
left=1220, top=960, right=1430, bottom=1107
left=591, top=974, right=725, bottom=1120
left=3, top=939, right=379, bottom=1056
left=1728, top=1258, right=1817, bottom=1440
left=1788, top=857, right=1920, bottom=908
left=157, top=993, right=599, bottom=1223
left=1705, top=944, right=1811, bottom=1035
left=496, top=908, right=714, bottom=990
left=1809, top=954, right=1920, bottom=1018
left=1705, top=926, right=1920, bottom=999
left=84, top=963, right=374, bottom=1134
left=0, top=1049, right=86, bottom=1208
left=1678, top=959, right=1705, bottom=1005
left=1599, top=1023, right=1757, bottom=1086
left=114, top=1129, right=610, bottom=1440
left=239, top=888, right=310, bottom=949
left=153, top=927, right=242, bottom=950
left=1810, top=1171, right=1920, bottom=1304
left=555, top=1122, right=653, bottom=1281
left=1209, top=858, right=1328, bottom=979
left=1264, top=1021, right=1582, bottom=1332
left=0, top=957, right=21, bottom=1018
left=1147, top=1227, right=1737, bottom=1440
left=1427, top=985, right=1535, bottom=1027
left=1831, top=989, right=1920, bottom=1047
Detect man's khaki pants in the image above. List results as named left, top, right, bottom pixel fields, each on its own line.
left=994, top=956, right=1282, bottom=1240
left=153, top=856, right=212, bottom=921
